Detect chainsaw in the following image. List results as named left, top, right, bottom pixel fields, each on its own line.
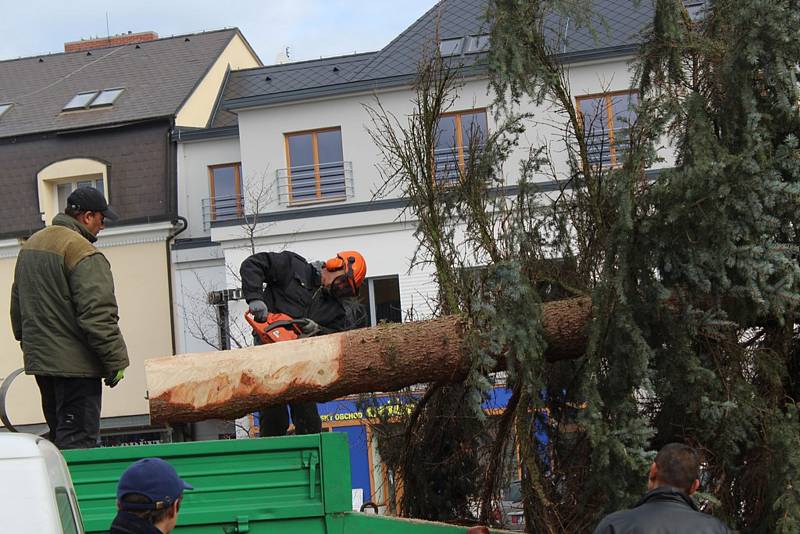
left=245, top=311, right=308, bottom=344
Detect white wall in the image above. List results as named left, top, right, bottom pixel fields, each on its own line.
left=177, top=136, right=243, bottom=239
left=172, top=246, right=227, bottom=354
left=220, top=219, right=439, bottom=321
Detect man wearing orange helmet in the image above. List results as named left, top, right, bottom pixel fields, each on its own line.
left=240, top=249, right=366, bottom=436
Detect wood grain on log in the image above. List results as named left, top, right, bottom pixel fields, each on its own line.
left=146, top=297, right=591, bottom=424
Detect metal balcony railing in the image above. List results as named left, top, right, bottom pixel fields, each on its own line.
left=276, top=161, right=354, bottom=206
left=583, top=128, right=631, bottom=169
left=201, top=193, right=243, bottom=231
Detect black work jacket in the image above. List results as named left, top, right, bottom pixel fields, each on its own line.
left=593, top=487, right=730, bottom=534
left=240, top=251, right=346, bottom=332
left=108, top=511, right=163, bottom=533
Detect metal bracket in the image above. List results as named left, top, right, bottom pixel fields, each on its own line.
left=302, top=451, right=320, bottom=498
left=0, top=368, right=24, bottom=432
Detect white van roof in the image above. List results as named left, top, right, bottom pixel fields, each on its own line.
left=0, top=433, right=45, bottom=459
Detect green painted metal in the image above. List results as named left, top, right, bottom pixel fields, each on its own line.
left=64, top=433, right=496, bottom=533
left=64, top=433, right=349, bottom=533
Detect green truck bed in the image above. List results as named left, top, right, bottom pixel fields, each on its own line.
left=64, top=433, right=500, bottom=533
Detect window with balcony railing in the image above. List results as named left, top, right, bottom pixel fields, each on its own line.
left=576, top=91, right=639, bottom=169
left=283, top=127, right=347, bottom=205
left=207, top=162, right=243, bottom=223
left=434, top=109, right=488, bottom=181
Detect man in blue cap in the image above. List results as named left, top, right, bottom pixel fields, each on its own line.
left=110, top=457, right=193, bottom=534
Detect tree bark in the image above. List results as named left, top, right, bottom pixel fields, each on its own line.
left=147, top=297, right=591, bottom=424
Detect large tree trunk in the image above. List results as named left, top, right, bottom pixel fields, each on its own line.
left=147, top=297, right=591, bottom=424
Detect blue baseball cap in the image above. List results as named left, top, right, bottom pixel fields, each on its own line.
left=117, top=458, right=193, bottom=510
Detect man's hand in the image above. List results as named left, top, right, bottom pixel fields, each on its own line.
left=105, top=369, right=125, bottom=388
left=248, top=300, right=268, bottom=322
left=299, top=318, right=321, bottom=337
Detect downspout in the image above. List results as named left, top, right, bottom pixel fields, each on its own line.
left=165, top=216, right=188, bottom=355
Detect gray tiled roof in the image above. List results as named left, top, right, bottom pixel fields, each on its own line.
left=0, top=29, right=242, bottom=139
left=213, top=0, right=653, bottom=122
left=223, top=52, right=377, bottom=103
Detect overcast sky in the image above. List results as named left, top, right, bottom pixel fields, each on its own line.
left=0, top=0, right=438, bottom=63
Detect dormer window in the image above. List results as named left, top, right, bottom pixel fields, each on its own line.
left=0, top=103, right=11, bottom=118
left=62, top=88, right=125, bottom=111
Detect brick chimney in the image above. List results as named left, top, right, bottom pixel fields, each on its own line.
left=64, top=31, right=159, bottom=53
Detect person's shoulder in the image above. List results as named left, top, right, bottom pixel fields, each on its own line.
left=593, top=508, right=633, bottom=532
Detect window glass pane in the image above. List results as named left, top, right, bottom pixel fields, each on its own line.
left=76, top=180, right=93, bottom=189
left=466, top=35, right=491, bottom=53
left=435, top=115, right=459, bottom=181
left=579, top=96, right=611, bottom=167
left=287, top=134, right=317, bottom=201
left=55, top=487, right=79, bottom=534
left=373, top=277, right=402, bottom=324
left=63, top=92, right=98, bottom=110
left=439, top=38, right=463, bottom=57
left=57, top=183, right=73, bottom=211
left=95, top=179, right=104, bottom=196
left=460, top=111, right=488, bottom=148
left=316, top=130, right=345, bottom=199
left=90, top=88, right=124, bottom=107
left=211, top=165, right=239, bottom=219
left=610, top=92, right=638, bottom=160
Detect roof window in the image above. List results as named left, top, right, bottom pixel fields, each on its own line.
left=63, top=91, right=98, bottom=111
left=0, top=103, right=12, bottom=118
left=466, top=34, right=490, bottom=54
left=62, top=88, right=125, bottom=111
left=90, top=88, right=124, bottom=107
left=439, top=38, right=463, bottom=57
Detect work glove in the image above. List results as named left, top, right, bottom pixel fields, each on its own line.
left=248, top=299, right=268, bottom=322
left=104, top=369, right=125, bottom=388
left=298, top=318, right=321, bottom=337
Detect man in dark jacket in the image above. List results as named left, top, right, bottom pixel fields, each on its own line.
left=111, top=457, right=192, bottom=534
left=10, top=186, right=129, bottom=449
left=593, top=443, right=730, bottom=534
left=240, top=249, right=366, bottom=436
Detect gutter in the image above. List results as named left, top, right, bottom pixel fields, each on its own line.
left=165, top=216, right=188, bottom=355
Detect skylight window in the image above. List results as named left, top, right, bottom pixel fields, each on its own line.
left=439, top=38, right=463, bottom=57
left=90, top=88, right=124, bottom=107
left=0, top=103, right=12, bottom=118
left=63, top=91, right=99, bottom=111
left=466, top=35, right=490, bottom=54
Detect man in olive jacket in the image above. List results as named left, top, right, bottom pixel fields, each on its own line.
left=593, top=443, right=730, bottom=534
left=10, top=187, right=129, bottom=449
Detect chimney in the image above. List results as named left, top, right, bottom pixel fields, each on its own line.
left=64, top=31, right=159, bottom=53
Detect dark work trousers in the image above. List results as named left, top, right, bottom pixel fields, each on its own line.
left=35, top=376, right=101, bottom=449
left=254, top=334, right=322, bottom=437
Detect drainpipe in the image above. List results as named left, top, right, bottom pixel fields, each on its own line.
left=165, top=216, right=188, bottom=355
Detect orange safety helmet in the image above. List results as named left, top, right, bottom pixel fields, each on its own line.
left=324, top=250, right=367, bottom=295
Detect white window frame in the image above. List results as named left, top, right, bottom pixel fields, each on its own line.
left=36, top=158, right=109, bottom=224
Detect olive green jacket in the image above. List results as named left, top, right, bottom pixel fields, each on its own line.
left=10, top=214, right=129, bottom=377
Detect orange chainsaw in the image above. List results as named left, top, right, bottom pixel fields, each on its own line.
left=245, top=311, right=307, bottom=344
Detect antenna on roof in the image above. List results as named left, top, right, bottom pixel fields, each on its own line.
left=105, top=12, right=111, bottom=46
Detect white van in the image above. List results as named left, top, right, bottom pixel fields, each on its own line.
left=0, top=433, right=84, bottom=533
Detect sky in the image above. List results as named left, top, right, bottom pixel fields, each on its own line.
left=0, top=0, right=439, bottom=63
